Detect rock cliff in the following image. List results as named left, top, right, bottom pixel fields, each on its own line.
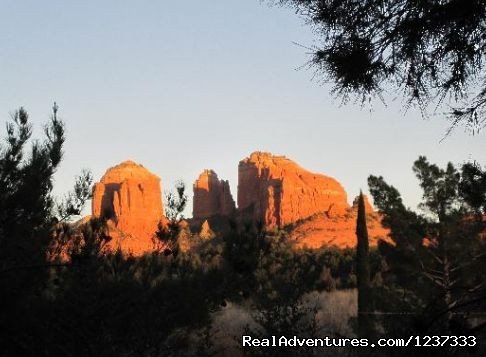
left=237, top=152, right=349, bottom=228
left=85, top=154, right=390, bottom=253
left=193, top=169, right=235, bottom=220
left=91, top=160, right=164, bottom=254
left=290, top=194, right=391, bottom=248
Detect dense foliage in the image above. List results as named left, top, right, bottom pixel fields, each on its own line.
left=369, top=157, right=486, bottom=351
left=0, top=105, right=92, bottom=355
left=0, top=109, right=361, bottom=355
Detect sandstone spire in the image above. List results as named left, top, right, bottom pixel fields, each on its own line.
left=199, top=219, right=216, bottom=240
left=193, top=169, right=235, bottom=220
left=91, top=160, right=163, bottom=254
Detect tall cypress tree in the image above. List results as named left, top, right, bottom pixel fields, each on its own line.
left=356, top=190, right=372, bottom=337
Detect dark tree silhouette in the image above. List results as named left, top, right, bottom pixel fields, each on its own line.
left=0, top=104, right=92, bottom=356
left=356, top=190, right=373, bottom=338
left=369, top=157, right=486, bottom=338
left=273, top=0, right=486, bottom=134
left=155, top=180, right=188, bottom=256
left=0, top=104, right=91, bottom=274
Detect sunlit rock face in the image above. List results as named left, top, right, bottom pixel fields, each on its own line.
left=193, top=169, right=235, bottom=220
left=237, top=152, right=349, bottom=228
left=91, top=160, right=164, bottom=255
left=290, top=194, right=391, bottom=249
left=199, top=219, right=216, bottom=240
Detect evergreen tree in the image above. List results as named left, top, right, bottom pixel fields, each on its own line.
left=368, top=157, right=486, bottom=339
left=356, top=190, right=373, bottom=338
left=0, top=104, right=92, bottom=356
left=155, top=180, right=187, bottom=256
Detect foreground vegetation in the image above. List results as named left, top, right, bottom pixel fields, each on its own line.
left=1, top=107, right=485, bottom=356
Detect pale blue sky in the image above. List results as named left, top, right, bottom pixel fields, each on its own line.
left=1, top=0, right=485, bottom=217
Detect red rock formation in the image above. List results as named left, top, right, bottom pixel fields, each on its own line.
left=91, top=160, right=164, bottom=255
left=290, top=194, right=391, bottom=248
left=199, top=219, right=216, bottom=240
left=238, top=152, right=349, bottom=228
left=193, top=169, right=235, bottom=220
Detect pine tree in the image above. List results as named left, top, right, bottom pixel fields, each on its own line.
left=273, top=0, right=486, bottom=133
left=368, top=157, right=486, bottom=336
left=0, top=104, right=92, bottom=356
